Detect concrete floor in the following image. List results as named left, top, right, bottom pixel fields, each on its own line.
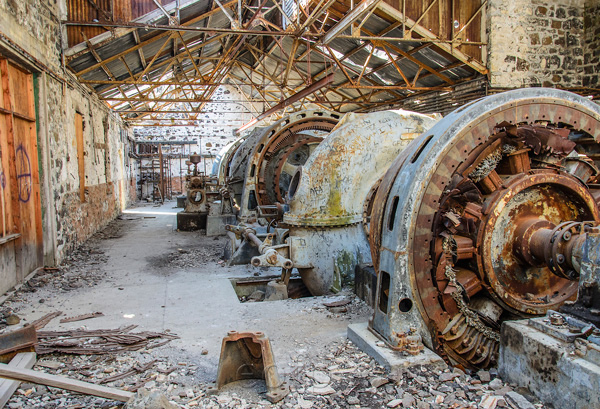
left=8, top=201, right=371, bottom=383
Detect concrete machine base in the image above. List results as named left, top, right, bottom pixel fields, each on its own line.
left=207, top=214, right=236, bottom=237
left=347, top=322, right=446, bottom=372
left=499, top=314, right=600, bottom=409
left=177, top=212, right=207, bottom=231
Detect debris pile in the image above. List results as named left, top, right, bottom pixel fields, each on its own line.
left=36, top=325, right=179, bottom=355
left=167, top=245, right=225, bottom=269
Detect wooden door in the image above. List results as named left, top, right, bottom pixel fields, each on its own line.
left=0, top=58, right=43, bottom=291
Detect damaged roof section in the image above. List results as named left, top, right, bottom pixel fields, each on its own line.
left=63, top=0, right=489, bottom=124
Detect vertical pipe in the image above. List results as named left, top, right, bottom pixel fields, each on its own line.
left=159, top=144, right=164, bottom=203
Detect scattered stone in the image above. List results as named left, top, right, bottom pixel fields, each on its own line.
left=439, top=372, right=460, bottom=382
left=306, top=370, right=330, bottom=385
left=402, top=393, right=416, bottom=407
left=347, top=396, right=360, bottom=405
left=124, top=388, right=179, bottom=409
left=307, top=385, right=336, bottom=395
left=248, top=290, right=265, bottom=301
left=477, top=370, right=491, bottom=383
left=480, top=395, right=500, bottom=409
left=489, top=378, right=504, bottom=390
left=370, top=376, right=389, bottom=388
left=216, top=395, right=231, bottom=404
left=297, top=396, right=313, bottom=408
left=5, top=313, right=20, bottom=325
left=387, top=398, right=402, bottom=407
left=505, top=391, right=536, bottom=409
left=36, top=361, right=62, bottom=370
left=201, top=349, right=208, bottom=355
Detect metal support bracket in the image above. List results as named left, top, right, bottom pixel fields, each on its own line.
left=209, top=331, right=289, bottom=403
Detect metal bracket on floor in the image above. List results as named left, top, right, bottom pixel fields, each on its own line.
left=208, top=331, right=289, bottom=403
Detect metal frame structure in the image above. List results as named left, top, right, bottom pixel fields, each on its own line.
left=63, top=0, right=491, bottom=126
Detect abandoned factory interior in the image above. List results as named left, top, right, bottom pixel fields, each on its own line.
left=2, top=0, right=600, bottom=408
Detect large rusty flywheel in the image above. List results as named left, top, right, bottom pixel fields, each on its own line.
left=369, top=89, right=600, bottom=369
left=252, top=112, right=340, bottom=209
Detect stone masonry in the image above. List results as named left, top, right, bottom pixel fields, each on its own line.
left=0, top=0, right=137, bottom=267
left=488, top=0, right=586, bottom=88
left=583, top=0, right=600, bottom=87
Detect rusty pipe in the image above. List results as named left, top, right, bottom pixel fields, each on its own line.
left=225, top=225, right=262, bottom=247
left=226, top=225, right=293, bottom=268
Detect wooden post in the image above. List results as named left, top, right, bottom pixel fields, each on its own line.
left=75, top=113, right=85, bottom=202
left=0, top=352, right=36, bottom=408
left=0, top=363, right=133, bottom=402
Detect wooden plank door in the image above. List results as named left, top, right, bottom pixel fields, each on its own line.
left=0, top=58, right=43, bottom=288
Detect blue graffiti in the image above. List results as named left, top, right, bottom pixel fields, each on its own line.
left=15, top=144, right=31, bottom=203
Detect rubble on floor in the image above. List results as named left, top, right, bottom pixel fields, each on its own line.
left=0, top=212, right=550, bottom=408
left=3, top=339, right=550, bottom=409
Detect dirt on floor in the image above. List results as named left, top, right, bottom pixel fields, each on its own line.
left=0, top=211, right=549, bottom=409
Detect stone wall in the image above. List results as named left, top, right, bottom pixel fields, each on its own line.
left=583, top=0, right=600, bottom=87
left=0, top=0, right=136, bottom=265
left=487, top=0, right=586, bottom=88
left=133, top=85, right=259, bottom=157
left=133, top=85, right=262, bottom=199
left=0, top=0, right=62, bottom=73
left=42, top=77, right=137, bottom=260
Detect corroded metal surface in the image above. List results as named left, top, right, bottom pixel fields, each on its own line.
left=211, top=140, right=241, bottom=184
left=236, top=110, right=341, bottom=221
left=227, top=126, right=268, bottom=206
left=284, top=110, right=439, bottom=227
left=213, top=331, right=289, bottom=403
left=369, top=88, right=600, bottom=369
left=262, top=110, right=440, bottom=296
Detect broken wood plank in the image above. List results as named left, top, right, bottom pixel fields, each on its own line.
left=0, top=326, right=37, bottom=361
left=99, top=360, right=155, bottom=384
left=31, top=311, right=62, bottom=330
left=0, top=364, right=134, bottom=402
left=59, top=312, right=104, bottom=323
left=0, top=352, right=36, bottom=408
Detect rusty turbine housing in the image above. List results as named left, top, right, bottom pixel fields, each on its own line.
left=281, top=110, right=441, bottom=296
left=368, top=88, right=600, bottom=369
left=226, top=109, right=341, bottom=220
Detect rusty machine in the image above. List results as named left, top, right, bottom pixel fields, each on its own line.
left=177, top=152, right=236, bottom=234
left=231, top=110, right=440, bottom=297
left=225, top=110, right=342, bottom=260
left=227, top=109, right=341, bottom=222
left=365, top=88, right=600, bottom=369
left=230, top=88, right=600, bottom=377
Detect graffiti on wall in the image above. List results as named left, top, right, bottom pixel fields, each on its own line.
left=15, top=144, right=31, bottom=203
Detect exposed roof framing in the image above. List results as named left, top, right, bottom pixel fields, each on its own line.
left=64, top=0, right=490, bottom=126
